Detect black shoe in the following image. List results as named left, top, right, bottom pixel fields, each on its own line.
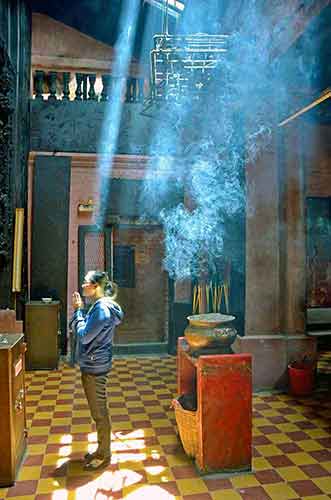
left=84, top=451, right=101, bottom=463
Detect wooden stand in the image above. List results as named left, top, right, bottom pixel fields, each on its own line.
left=25, top=301, right=60, bottom=370
left=177, top=337, right=252, bottom=474
left=0, top=334, right=27, bottom=486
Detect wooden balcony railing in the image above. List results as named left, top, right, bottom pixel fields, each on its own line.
left=32, top=70, right=147, bottom=103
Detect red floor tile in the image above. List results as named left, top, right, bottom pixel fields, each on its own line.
left=289, top=479, right=323, bottom=497
left=6, top=480, right=38, bottom=497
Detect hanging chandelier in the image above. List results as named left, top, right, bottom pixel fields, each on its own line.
left=142, top=1, right=229, bottom=116
left=143, top=33, right=229, bottom=115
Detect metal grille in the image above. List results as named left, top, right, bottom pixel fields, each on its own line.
left=150, top=34, right=229, bottom=101
left=84, top=232, right=105, bottom=273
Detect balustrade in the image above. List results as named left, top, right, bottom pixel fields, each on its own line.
left=32, top=70, right=146, bottom=103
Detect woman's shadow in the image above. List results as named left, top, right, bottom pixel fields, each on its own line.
left=50, top=455, right=116, bottom=491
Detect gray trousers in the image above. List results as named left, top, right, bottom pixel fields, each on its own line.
left=81, top=372, right=111, bottom=458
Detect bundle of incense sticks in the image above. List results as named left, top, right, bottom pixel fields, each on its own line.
left=192, top=281, right=230, bottom=314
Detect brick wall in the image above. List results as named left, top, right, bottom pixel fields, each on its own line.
left=113, top=225, right=168, bottom=344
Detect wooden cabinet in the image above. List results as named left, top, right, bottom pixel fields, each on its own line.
left=25, top=301, right=60, bottom=370
left=177, top=337, right=252, bottom=474
left=0, top=334, right=27, bottom=486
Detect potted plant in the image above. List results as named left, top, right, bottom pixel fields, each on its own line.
left=288, top=353, right=317, bottom=397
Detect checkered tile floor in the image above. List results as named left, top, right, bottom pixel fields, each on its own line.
left=0, top=357, right=331, bottom=500
left=318, top=351, right=331, bottom=375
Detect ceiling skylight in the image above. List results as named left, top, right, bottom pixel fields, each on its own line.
left=144, top=0, right=185, bottom=18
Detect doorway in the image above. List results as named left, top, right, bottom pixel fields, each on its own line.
left=78, top=223, right=170, bottom=354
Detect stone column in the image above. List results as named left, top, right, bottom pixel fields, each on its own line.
left=234, top=122, right=315, bottom=390
left=280, top=121, right=316, bottom=368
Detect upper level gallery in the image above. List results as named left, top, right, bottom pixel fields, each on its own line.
left=30, top=13, right=152, bottom=155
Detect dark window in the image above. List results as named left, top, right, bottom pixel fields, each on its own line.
left=113, top=245, right=135, bottom=288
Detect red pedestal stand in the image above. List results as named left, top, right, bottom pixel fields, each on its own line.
left=177, top=337, right=252, bottom=474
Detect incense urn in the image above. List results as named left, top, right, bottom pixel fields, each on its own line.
left=184, top=313, right=237, bottom=354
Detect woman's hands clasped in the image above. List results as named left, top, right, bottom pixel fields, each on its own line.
left=72, top=291, right=83, bottom=310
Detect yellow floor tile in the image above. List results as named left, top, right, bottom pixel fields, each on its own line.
left=267, top=433, right=292, bottom=444
left=51, top=418, right=72, bottom=425
left=110, top=407, right=129, bottom=415
left=254, top=418, right=271, bottom=426
left=264, top=482, right=299, bottom=499
left=268, top=402, right=288, bottom=409
left=305, top=429, right=331, bottom=439
left=71, top=443, right=89, bottom=453
left=72, top=410, right=90, bottom=417
left=321, top=460, right=331, bottom=472
left=278, top=465, right=309, bottom=481
left=230, top=473, right=260, bottom=488
left=252, top=457, right=273, bottom=470
left=47, top=435, right=72, bottom=444
left=262, top=410, right=283, bottom=418
left=302, top=496, right=331, bottom=500
left=109, top=397, right=126, bottom=403
left=71, top=424, right=93, bottom=433
left=140, top=395, right=159, bottom=401
left=125, top=401, right=146, bottom=408
left=27, top=444, right=47, bottom=454
left=42, top=453, right=67, bottom=466
left=146, top=406, right=168, bottom=413
left=287, top=452, right=318, bottom=465
left=32, top=411, right=53, bottom=419
left=312, top=477, right=331, bottom=494
left=252, top=428, right=263, bottom=436
left=36, top=479, right=67, bottom=495
left=298, top=439, right=324, bottom=452
left=150, top=419, right=171, bottom=427
left=284, top=414, right=306, bottom=423
left=111, top=422, right=133, bottom=431
left=176, top=477, right=209, bottom=495
left=124, top=484, right=181, bottom=499
left=17, top=465, right=42, bottom=481
left=158, top=435, right=179, bottom=445
left=166, top=454, right=191, bottom=466
left=276, top=423, right=300, bottom=433
left=26, top=395, right=42, bottom=401
left=54, top=404, right=72, bottom=411
left=254, top=444, right=283, bottom=457
left=27, top=427, right=50, bottom=436
left=129, top=414, right=149, bottom=421
left=145, top=466, right=175, bottom=483
left=118, top=458, right=147, bottom=469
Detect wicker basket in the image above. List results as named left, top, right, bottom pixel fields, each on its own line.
left=172, top=398, right=198, bottom=457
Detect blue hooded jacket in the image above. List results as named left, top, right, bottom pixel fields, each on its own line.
left=70, top=297, right=123, bottom=374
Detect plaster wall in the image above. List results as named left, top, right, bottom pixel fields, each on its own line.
left=28, top=153, right=168, bottom=346
left=31, top=13, right=143, bottom=75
